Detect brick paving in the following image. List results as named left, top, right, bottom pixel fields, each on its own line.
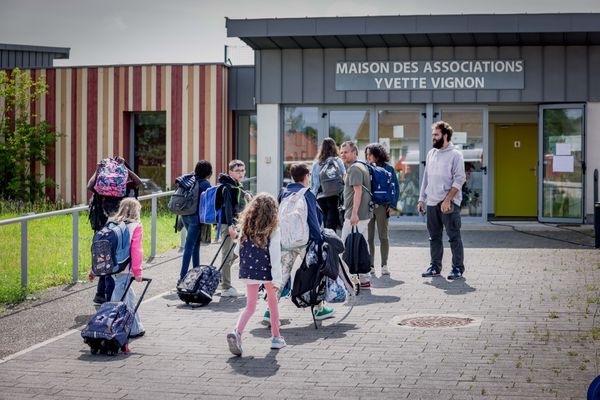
left=0, top=225, right=598, bottom=399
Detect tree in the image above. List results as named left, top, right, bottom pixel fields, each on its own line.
left=0, top=68, right=60, bottom=203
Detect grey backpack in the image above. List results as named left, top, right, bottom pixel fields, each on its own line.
left=168, top=174, right=199, bottom=215
left=318, top=157, right=344, bottom=197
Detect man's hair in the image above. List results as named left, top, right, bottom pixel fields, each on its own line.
left=228, top=159, right=245, bottom=171
left=290, top=163, right=310, bottom=183
left=432, top=121, right=453, bottom=141
left=341, top=141, right=358, bottom=155
left=194, top=160, right=212, bottom=179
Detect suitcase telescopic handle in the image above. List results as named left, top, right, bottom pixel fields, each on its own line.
left=121, top=277, right=152, bottom=315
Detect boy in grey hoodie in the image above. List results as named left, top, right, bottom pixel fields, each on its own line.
left=418, top=121, right=467, bottom=280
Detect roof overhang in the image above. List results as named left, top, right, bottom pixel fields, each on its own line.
left=226, top=13, right=600, bottom=49
left=0, top=43, right=70, bottom=59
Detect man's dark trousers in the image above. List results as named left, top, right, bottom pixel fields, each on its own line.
left=426, top=202, right=464, bottom=272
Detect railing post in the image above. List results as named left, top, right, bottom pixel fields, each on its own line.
left=151, top=196, right=157, bottom=259
left=72, top=211, right=79, bottom=282
left=21, top=220, right=28, bottom=289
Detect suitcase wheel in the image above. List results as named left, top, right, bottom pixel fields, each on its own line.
left=90, top=347, right=98, bottom=355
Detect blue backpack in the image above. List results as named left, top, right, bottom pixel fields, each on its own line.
left=91, top=221, right=131, bottom=276
left=357, top=161, right=395, bottom=205
left=199, top=185, right=223, bottom=235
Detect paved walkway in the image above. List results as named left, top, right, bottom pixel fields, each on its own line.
left=0, top=224, right=598, bottom=399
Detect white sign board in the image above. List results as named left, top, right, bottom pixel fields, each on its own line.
left=393, top=125, right=404, bottom=138
left=552, top=155, right=574, bottom=173
left=453, top=131, right=467, bottom=145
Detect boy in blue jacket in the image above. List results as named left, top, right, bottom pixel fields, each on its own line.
left=263, top=163, right=335, bottom=325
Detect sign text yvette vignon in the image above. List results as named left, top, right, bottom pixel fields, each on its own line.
left=335, top=60, right=524, bottom=91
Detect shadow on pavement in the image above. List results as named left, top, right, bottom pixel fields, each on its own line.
left=248, top=322, right=359, bottom=346
left=350, top=292, right=401, bottom=306
left=163, top=292, right=246, bottom=313
left=71, top=314, right=94, bottom=329
left=370, top=276, right=405, bottom=289
left=227, top=349, right=280, bottom=377
left=423, top=277, right=476, bottom=295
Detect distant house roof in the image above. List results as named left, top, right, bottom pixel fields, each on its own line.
left=226, top=13, right=600, bottom=49
left=0, top=43, right=70, bottom=69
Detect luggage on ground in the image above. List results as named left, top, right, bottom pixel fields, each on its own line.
left=279, top=187, right=309, bottom=250
left=94, top=158, right=128, bottom=197
left=167, top=173, right=199, bottom=215
left=81, top=277, right=152, bottom=355
left=176, top=239, right=235, bottom=305
left=318, top=157, right=344, bottom=197
left=91, top=221, right=131, bottom=276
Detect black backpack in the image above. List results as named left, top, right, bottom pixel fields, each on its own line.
left=342, top=226, right=371, bottom=293
left=291, top=244, right=326, bottom=329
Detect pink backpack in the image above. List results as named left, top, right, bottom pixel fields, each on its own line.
left=94, top=158, right=128, bottom=197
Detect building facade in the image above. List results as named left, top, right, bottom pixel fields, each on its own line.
left=227, top=13, right=600, bottom=224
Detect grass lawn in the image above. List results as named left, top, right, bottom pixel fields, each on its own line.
left=0, top=209, right=181, bottom=305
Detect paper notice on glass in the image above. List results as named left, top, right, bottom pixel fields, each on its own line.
left=453, top=131, right=467, bottom=144
left=555, top=143, right=571, bottom=156
left=393, top=125, right=404, bottom=138
left=379, top=137, right=390, bottom=151
left=552, top=155, right=574, bottom=173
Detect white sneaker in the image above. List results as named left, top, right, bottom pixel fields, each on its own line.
left=221, top=287, right=241, bottom=297
left=270, top=336, right=286, bottom=350
left=226, top=329, right=242, bottom=356
left=381, top=265, right=390, bottom=276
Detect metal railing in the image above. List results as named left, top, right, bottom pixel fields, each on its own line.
left=0, top=191, right=175, bottom=289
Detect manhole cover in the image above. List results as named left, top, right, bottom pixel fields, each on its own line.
left=396, top=315, right=475, bottom=328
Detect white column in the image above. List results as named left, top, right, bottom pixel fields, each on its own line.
left=586, top=102, right=600, bottom=220
left=256, top=104, right=280, bottom=196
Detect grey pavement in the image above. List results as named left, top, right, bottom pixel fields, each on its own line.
left=0, top=223, right=599, bottom=399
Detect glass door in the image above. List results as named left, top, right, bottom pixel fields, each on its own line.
left=376, top=108, right=425, bottom=217
left=434, top=106, right=488, bottom=221
left=326, top=108, right=373, bottom=154
left=538, top=104, right=585, bottom=223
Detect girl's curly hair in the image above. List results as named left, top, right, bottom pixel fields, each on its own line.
left=237, top=193, right=279, bottom=248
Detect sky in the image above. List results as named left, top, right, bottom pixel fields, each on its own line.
left=1, top=0, right=600, bottom=67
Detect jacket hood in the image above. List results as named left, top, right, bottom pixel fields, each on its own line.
left=437, top=142, right=456, bottom=152
left=218, top=173, right=238, bottom=186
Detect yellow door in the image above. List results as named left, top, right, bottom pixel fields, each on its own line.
left=494, top=124, right=538, bottom=217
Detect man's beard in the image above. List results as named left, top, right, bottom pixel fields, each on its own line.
left=433, top=137, right=444, bottom=149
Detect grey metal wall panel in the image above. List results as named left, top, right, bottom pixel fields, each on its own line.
left=388, top=47, right=411, bottom=103
left=260, top=50, right=282, bottom=103
left=236, top=67, right=256, bottom=110
left=324, top=49, right=345, bottom=103
left=410, top=47, right=432, bottom=103
left=521, top=46, right=544, bottom=102
left=566, top=46, right=587, bottom=101
left=255, top=51, right=262, bottom=103
left=345, top=48, right=367, bottom=103
left=590, top=46, right=600, bottom=102
left=303, top=49, right=324, bottom=103
left=281, top=49, right=303, bottom=103
left=543, top=46, right=566, bottom=102
left=498, top=47, right=521, bottom=102
left=367, top=48, right=389, bottom=103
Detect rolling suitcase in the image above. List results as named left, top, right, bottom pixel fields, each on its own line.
left=81, top=277, right=152, bottom=355
left=177, top=238, right=235, bottom=305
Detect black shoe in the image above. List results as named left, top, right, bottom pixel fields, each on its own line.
left=447, top=269, right=464, bottom=280
left=421, top=265, right=441, bottom=277
left=129, top=331, right=145, bottom=339
left=93, top=294, right=107, bottom=305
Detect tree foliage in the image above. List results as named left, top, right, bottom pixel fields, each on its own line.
left=0, top=68, right=60, bottom=203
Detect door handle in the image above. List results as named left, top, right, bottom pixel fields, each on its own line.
left=529, top=167, right=537, bottom=177
left=481, top=166, right=487, bottom=175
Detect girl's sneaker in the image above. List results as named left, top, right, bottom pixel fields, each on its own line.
left=226, top=329, right=243, bottom=356
left=313, top=306, right=335, bottom=320
left=270, top=336, right=287, bottom=349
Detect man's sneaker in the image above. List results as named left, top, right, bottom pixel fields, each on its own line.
left=359, top=281, right=371, bottom=289
left=381, top=265, right=390, bottom=276
left=447, top=269, right=464, bottom=280
left=421, top=265, right=441, bottom=277
left=93, top=294, right=107, bottom=305
left=262, top=310, right=271, bottom=327
left=314, top=306, right=335, bottom=321
left=226, top=329, right=243, bottom=356
left=270, top=336, right=287, bottom=350
left=221, top=287, right=241, bottom=297
left=369, top=265, right=375, bottom=275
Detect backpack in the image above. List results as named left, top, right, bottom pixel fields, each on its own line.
left=91, top=221, right=131, bottom=276
left=291, top=244, right=326, bottom=329
left=279, top=187, right=309, bottom=249
left=199, top=185, right=223, bottom=234
left=94, top=158, right=128, bottom=197
left=357, top=161, right=395, bottom=205
left=167, top=173, right=199, bottom=215
left=318, top=157, right=344, bottom=197
left=342, top=226, right=371, bottom=274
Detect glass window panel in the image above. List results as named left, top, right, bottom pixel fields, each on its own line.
left=237, top=114, right=257, bottom=194
left=541, top=108, right=583, bottom=219
left=328, top=110, right=370, bottom=156
left=439, top=110, right=484, bottom=217
left=133, top=112, right=166, bottom=189
left=283, top=107, right=319, bottom=186
left=378, top=110, right=420, bottom=215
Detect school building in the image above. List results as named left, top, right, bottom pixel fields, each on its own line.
left=3, top=13, right=600, bottom=224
